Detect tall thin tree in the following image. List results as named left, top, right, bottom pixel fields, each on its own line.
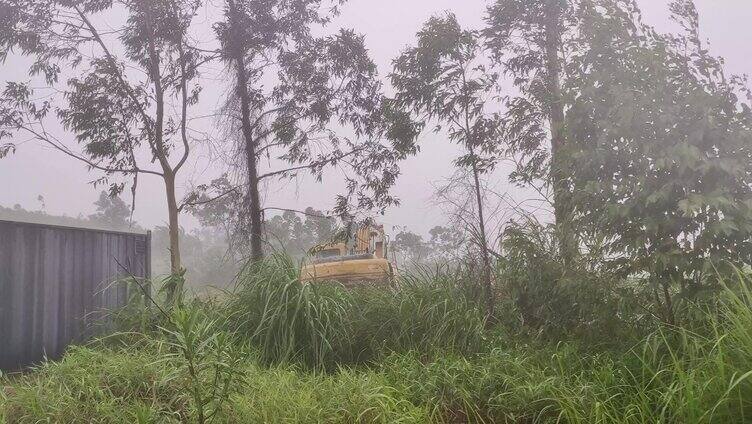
left=485, top=0, right=579, bottom=263
left=390, top=14, right=502, bottom=317
left=0, top=0, right=208, bottom=300
left=213, top=0, right=418, bottom=261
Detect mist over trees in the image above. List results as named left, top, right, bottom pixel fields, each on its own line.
left=0, top=191, right=341, bottom=288
left=1, top=0, right=752, bottom=320
left=5, top=0, right=752, bottom=421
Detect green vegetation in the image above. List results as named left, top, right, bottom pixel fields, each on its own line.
left=2, top=0, right=752, bottom=422
left=3, top=256, right=752, bottom=423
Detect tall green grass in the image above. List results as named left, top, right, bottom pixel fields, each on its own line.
left=0, top=344, right=185, bottom=423
left=3, top=259, right=752, bottom=423
left=227, top=365, right=427, bottom=423
left=378, top=275, right=752, bottom=423
left=0, top=343, right=426, bottom=423
left=224, top=254, right=364, bottom=369
left=355, top=268, right=486, bottom=356
left=224, top=254, right=486, bottom=370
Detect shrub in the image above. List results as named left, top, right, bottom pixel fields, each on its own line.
left=498, top=220, right=651, bottom=344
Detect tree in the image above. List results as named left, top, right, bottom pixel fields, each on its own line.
left=88, top=191, right=133, bottom=230
left=300, top=207, right=336, bottom=248
left=0, top=141, right=13, bottom=158
left=391, top=229, right=429, bottom=265
left=214, top=0, right=418, bottom=262
left=566, top=0, right=752, bottom=322
left=390, top=225, right=468, bottom=267
left=0, top=0, right=206, bottom=299
left=265, top=207, right=335, bottom=257
left=484, top=0, right=581, bottom=262
left=428, top=225, right=466, bottom=259
left=390, top=14, right=502, bottom=317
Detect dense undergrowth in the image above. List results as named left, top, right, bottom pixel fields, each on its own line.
left=2, top=255, right=752, bottom=423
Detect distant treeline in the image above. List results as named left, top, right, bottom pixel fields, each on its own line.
left=1, top=194, right=460, bottom=287
left=0, top=194, right=236, bottom=288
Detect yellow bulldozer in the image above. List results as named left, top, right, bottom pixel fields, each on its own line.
left=300, top=224, right=395, bottom=287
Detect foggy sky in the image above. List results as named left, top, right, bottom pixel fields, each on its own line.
left=1, top=0, right=750, bottom=236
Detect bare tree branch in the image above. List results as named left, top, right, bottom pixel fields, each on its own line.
left=261, top=207, right=332, bottom=219
left=257, top=148, right=363, bottom=181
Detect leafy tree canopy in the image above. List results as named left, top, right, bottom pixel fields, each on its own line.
left=567, top=0, right=752, bottom=288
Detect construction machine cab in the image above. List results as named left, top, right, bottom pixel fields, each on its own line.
left=302, top=224, right=394, bottom=287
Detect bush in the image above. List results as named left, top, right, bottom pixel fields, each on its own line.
left=498, top=221, right=651, bottom=344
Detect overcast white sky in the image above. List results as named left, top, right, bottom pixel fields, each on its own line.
left=1, top=0, right=750, bottom=235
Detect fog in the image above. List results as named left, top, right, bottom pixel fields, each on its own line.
left=1, top=0, right=750, bottom=237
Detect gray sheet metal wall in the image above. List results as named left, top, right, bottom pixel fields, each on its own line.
left=0, top=220, right=151, bottom=370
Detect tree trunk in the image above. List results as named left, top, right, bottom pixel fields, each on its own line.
left=145, top=17, right=184, bottom=301
left=227, top=0, right=264, bottom=262
left=658, top=269, right=676, bottom=325
left=165, top=173, right=182, bottom=274
left=544, top=0, right=575, bottom=264
left=244, top=138, right=264, bottom=262
left=164, top=171, right=182, bottom=304
left=470, top=154, right=494, bottom=319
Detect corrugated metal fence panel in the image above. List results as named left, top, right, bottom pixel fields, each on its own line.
left=0, top=220, right=150, bottom=370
